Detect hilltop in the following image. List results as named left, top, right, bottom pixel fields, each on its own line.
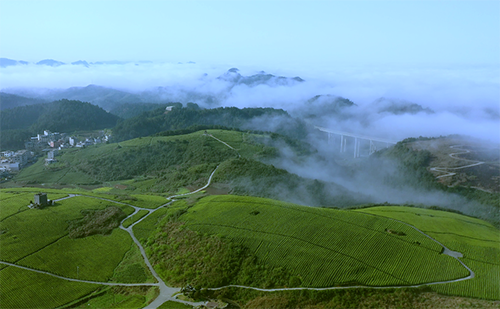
left=404, top=136, right=500, bottom=194
left=111, top=105, right=310, bottom=142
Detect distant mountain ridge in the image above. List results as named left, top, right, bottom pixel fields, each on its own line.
left=0, top=58, right=161, bottom=67
left=217, top=68, right=304, bottom=87
left=36, top=59, right=65, bottom=67
left=0, top=58, right=28, bottom=68
left=373, top=97, right=435, bottom=115
left=0, top=92, right=47, bottom=110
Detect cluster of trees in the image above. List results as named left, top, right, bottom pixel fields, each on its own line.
left=373, top=142, right=436, bottom=190
left=146, top=217, right=294, bottom=290
left=67, top=206, right=126, bottom=238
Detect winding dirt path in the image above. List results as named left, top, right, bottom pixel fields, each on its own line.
left=429, top=145, right=484, bottom=179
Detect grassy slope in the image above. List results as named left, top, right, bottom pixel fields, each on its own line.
left=11, top=129, right=365, bottom=206
left=355, top=206, right=500, bottom=300
left=177, top=195, right=469, bottom=288
left=13, top=129, right=260, bottom=188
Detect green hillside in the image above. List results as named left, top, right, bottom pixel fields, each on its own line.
left=109, top=102, right=180, bottom=119
left=13, top=129, right=261, bottom=187
left=0, top=92, right=47, bottom=110
left=143, top=195, right=498, bottom=300
left=12, top=129, right=364, bottom=206
left=112, top=105, right=309, bottom=142
left=172, top=196, right=468, bottom=287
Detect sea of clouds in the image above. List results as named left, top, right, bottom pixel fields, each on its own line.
left=1, top=61, right=498, bottom=143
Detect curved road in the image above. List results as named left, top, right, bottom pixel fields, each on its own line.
left=429, top=145, right=484, bottom=179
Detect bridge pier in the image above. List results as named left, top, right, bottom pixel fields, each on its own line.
left=354, top=138, right=361, bottom=158
left=369, top=140, right=377, bottom=155
left=315, top=126, right=396, bottom=158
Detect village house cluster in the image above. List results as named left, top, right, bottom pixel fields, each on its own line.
left=0, top=149, right=32, bottom=172
left=1, top=130, right=112, bottom=174
left=25, top=130, right=111, bottom=152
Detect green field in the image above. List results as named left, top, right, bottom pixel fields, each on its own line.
left=0, top=188, right=157, bottom=308
left=133, top=207, right=171, bottom=243
left=0, top=266, right=102, bottom=309
left=170, top=196, right=500, bottom=300
left=1, top=185, right=498, bottom=308
left=354, top=206, right=500, bottom=299
left=178, top=195, right=471, bottom=288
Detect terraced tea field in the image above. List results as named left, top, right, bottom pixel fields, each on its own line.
left=355, top=206, right=500, bottom=299
left=1, top=187, right=498, bottom=308
left=0, top=189, right=159, bottom=308
left=181, top=196, right=472, bottom=288
left=179, top=195, right=499, bottom=301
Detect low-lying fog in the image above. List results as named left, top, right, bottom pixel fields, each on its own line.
left=2, top=61, right=498, bottom=143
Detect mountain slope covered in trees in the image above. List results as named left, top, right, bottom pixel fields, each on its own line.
left=112, top=105, right=310, bottom=142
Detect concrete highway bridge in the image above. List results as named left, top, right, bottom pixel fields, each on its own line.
left=315, top=126, right=398, bottom=158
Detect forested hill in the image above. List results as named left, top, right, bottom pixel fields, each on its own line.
left=0, top=92, right=47, bottom=110
left=1, top=99, right=120, bottom=132
left=1, top=100, right=120, bottom=150
left=112, top=105, right=310, bottom=142
left=109, top=102, right=181, bottom=119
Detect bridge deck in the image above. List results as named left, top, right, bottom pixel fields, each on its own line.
left=314, top=126, right=397, bottom=144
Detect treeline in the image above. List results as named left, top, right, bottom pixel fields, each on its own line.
left=109, top=102, right=182, bottom=119
left=1, top=99, right=120, bottom=150
left=0, top=129, right=35, bottom=151
left=112, top=105, right=310, bottom=142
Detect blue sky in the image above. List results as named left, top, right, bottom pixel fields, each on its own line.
left=0, top=0, right=499, bottom=67
left=0, top=0, right=498, bottom=142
